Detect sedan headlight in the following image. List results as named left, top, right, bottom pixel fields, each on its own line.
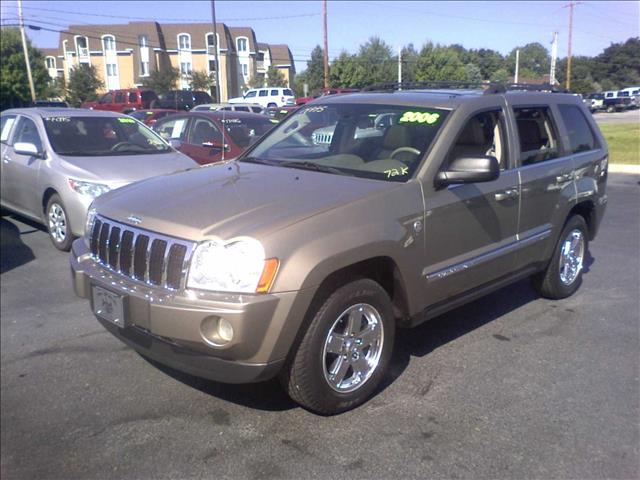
left=85, top=206, right=97, bottom=237
left=187, top=238, right=278, bottom=293
left=68, top=178, right=111, bottom=198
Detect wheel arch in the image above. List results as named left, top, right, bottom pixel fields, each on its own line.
left=568, top=199, right=597, bottom=240
left=42, top=187, right=58, bottom=215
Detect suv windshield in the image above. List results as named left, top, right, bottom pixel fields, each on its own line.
left=244, top=104, right=448, bottom=182
left=43, top=116, right=171, bottom=156
left=221, top=116, right=274, bottom=148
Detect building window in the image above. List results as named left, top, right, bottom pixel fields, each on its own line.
left=140, top=62, right=149, bottom=76
left=103, top=35, right=116, bottom=52
left=106, top=63, right=118, bottom=77
left=242, top=64, right=248, bottom=76
left=180, top=62, right=192, bottom=75
left=139, top=35, right=148, bottom=48
left=178, top=34, right=191, bottom=50
left=45, top=57, right=56, bottom=69
left=237, top=37, right=248, bottom=52
left=208, top=59, right=217, bottom=72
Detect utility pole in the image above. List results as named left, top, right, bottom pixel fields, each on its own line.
left=322, top=0, right=329, bottom=89
left=550, top=31, right=559, bottom=86
left=398, top=46, right=402, bottom=86
left=17, top=0, right=36, bottom=102
left=210, top=0, right=221, bottom=102
left=514, top=49, right=520, bottom=84
left=564, top=1, right=582, bottom=90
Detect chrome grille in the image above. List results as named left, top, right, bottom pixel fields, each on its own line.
left=89, top=215, right=195, bottom=290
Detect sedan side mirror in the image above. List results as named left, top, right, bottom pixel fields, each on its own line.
left=13, top=142, right=43, bottom=158
left=435, top=155, right=499, bottom=187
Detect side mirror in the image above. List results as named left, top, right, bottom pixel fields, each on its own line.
left=168, top=139, right=182, bottom=149
left=436, top=155, right=499, bottom=187
left=13, top=142, right=42, bottom=158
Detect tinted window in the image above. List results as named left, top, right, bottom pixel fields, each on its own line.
left=250, top=106, right=262, bottom=113
left=270, top=89, right=279, bottom=96
left=193, top=91, right=212, bottom=104
left=128, top=92, right=137, bottom=103
left=141, top=91, right=156, bottom=102
left=99, top=93, right=113, bottom=104
left=245, top=91, right=257, bottom=98
left=513, top=107, right=559, bottom=166
left=115, top=92, right=125, bottom=103
left=1, top=115, right=17, bottom=143
left=446, top=110, right=508, bottom=170
left=259, top=90, right=268, bottom=97
left=189, top=118, right=222, bottom=145
left=558, top=104, right=597, bottom=153
left=13, top=117, right=42, bottom=152
left=221, top=116, right=273, bottom=148
left=43, top=116, right=170, bottom=156
left=283, top=89, right=293, bottom=96
left=236, top=106, right=250, bottom=112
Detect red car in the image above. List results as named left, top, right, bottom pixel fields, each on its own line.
left=296, top=88, right=359, bottom=106
left=82, top=88, right=157, bottom=113
left=128, top=109, right=177, bottom=126
left=153, top=111, right=274, bottom=165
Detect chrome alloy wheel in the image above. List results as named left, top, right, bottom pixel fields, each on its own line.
left=48, top=203, right=67, bottom=243
left=322, top=303, right=384, bottom=393
left=559, top=229, right=585, bottom=286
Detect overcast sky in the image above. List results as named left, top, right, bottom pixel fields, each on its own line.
left=1, top=0, right=638, bottom=72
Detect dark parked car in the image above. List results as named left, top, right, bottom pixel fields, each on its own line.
left=151, top=91, right=212, bottom=111
left=81, top=89, right=158, bottom=113
left=128, top=109, right=177, bottom=126
left=153, top=110, right=273, bottom=164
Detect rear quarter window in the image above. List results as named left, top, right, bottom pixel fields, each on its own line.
left=558, top=104, right=597, bottom=153
left=283, top=89, right=293, bottom=96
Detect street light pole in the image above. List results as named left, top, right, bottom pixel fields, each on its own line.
left=17, top=0, right=36, bottom=102
left=210, top=0, right=221, bottom=102
left=322, top=0, right=329, bottom=89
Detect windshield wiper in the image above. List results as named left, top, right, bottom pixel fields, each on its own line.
left=278, top=160, right=353, bottom=176
left=239, top=156, right=279, bottom=165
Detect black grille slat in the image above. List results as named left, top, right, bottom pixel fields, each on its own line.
left=119, top=230, right=134, bottom=275
left=90, top=219, right=102, bottom=255
left=108, top=227, right=121, bottom=269
left=133, top=235, right=150, bottom=280
left=166, top=244, right=187, bottom=289
left=98, top=223, right=110, bottom=262
left=148, top=239, right=167, bottom=285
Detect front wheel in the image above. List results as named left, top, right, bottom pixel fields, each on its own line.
left=280, top=278, right=395, bottom=414
left=532, top=215, right=588, bottom=299
left=46, top=194, right=74, bottom=251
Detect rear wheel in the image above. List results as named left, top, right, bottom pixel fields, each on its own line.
left=46, top=194, right=74, bottom=251
left=280, top=278, right=395, bottom=414
left=532, top=215, right=588, bottom=299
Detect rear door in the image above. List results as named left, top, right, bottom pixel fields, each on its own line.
left=183, top=116, right=224, bottom=164
left=510, top=103, right=576, bottom=268
left=1, top=114, right=18, bottom=204
left=422, top=104, right=521, bottom=305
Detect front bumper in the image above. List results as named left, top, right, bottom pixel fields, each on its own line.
left=70, top=239, right=315, bottom=383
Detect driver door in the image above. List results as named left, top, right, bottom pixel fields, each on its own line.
left=182, top=117, right=225, bottom=165
left=422, top=108, right=521, bottom=306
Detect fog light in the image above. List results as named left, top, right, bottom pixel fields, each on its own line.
left=200, top=316, right=234, bottom=346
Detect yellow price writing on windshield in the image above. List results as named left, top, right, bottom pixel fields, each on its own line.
left=398, top=111, right=440, bottom=125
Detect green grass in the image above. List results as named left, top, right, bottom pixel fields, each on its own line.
left=599, top=123, right=640, bottom=165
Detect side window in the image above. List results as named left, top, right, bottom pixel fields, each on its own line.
left=245, top=91, right=257, bottom=98
left=251, top=106, right=262, bottom=113
left=446, top=110, right=508, bottom=170
left=99, top=93, right=113, bottom=104
left=1, top=115, right=17, bottom=144
left=558, top=104, right=597, bottom=153
left=259, top=90, right=268, bottom=97
left=114, top=92, right=125, bottom=103
left=188, top=118, right=222, bottom=145
left=12, top=117, right=42, bottom=151
left=156, top=117, right=188, bottom=141
left=128, top=92, right=138, bottom=103
left=270, top=89, right=279, bottom=96
left=513, top=107, right=559, bottom=166
left=283, top=89, right=293, bottom=96
left=236, top=106, right=250, bottom=112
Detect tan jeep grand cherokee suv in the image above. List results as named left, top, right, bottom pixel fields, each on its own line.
left=71, top=83, right=608, bottom=414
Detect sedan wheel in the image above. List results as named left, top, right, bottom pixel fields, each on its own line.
left=46, top=194, right=74, bottom=251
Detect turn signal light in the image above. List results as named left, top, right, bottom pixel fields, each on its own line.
left=256, top=258, right=279, bottom=293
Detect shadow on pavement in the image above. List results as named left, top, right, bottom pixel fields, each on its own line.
left=0, top=218, right=37, bottom=274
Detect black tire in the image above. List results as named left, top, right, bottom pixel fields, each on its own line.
left=532, top=215, right=588, bottom=299
left=280, top=278, right=395, bottom=415
left=45, top=194, right=74, bottom=251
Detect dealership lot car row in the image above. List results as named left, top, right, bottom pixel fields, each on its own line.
left=2, top=82, right=608, bottom=414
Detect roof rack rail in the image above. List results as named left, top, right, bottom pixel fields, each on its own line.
left=361, top=81, right=570, bottom=95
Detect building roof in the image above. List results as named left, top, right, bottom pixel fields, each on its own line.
left=159, top=23, right=232, bottom=51
left=40, top=48, right=60, bottom=58
left=269, top=44, right=294, bottom=67
left=228, top=27, right=258, bottom=53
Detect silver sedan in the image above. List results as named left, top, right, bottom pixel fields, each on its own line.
left=0, top=108, right=196, bottom=250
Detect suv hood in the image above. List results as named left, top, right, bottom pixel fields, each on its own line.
left=60, top=151, right=197, bottom=189
left=94, top=161, right=398, bottom=241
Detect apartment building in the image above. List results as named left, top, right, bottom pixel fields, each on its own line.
left=42, top=22, right=295, bottom=101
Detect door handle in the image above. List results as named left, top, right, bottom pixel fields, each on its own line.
left=555, top=173, right=574, bottom=183
left=494, top=188, right=519, bottom=202
left=2, top=154, right=11, bottom=164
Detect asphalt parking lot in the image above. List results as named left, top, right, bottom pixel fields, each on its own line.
left=1, top=173, right=639, bottom=480
left=593, top=108, right=640, bottom=124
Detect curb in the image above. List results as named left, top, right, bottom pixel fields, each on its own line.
left=609, top=164, right=640, bottom=174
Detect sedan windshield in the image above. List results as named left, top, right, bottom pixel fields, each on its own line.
left=43, top=116, right=171, bottom=156
left=244, top=104, right=449, bottom=182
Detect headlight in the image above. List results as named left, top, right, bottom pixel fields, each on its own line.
left=68, top=178, right=111, bottom=198
left=187, top=238, right=278, bottom=293
left=83, top=206, right=97, bottom=247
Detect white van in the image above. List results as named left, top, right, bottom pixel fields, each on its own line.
left=228, top=87, right=295, bottom=108
left=192, top=103, right=264, bottom=114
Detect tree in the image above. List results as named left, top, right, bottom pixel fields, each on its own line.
left=141, top=67, right=180, bottom=93
left=508, top=43, right=550, bottom=78
left=329, top=51, right=360, bottom=87
left=464, top=63, right=483, bottom=82
left=355, top=37, right=396, bottom=86
left=189, top=70, right=212, bottom=91
left=293, top=70, right=307, bottom=97
left=66, top=64, right=103, bottom=107
left=472, top=48, right=506, bottom=80
left=266, top=66, right=287, bottom=87
left=0, top=28, right=50, bottom=109
left=415, top=43, right=467, bottom=81
left=249, top=74, right=266, bottom=88
left=400, top=43, right=419, bottom=83
left=591, top=37, right=640, bottom=89
left=305, top=45, right=326, bottom=93
left=490, top=68, right=510, bottom=83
